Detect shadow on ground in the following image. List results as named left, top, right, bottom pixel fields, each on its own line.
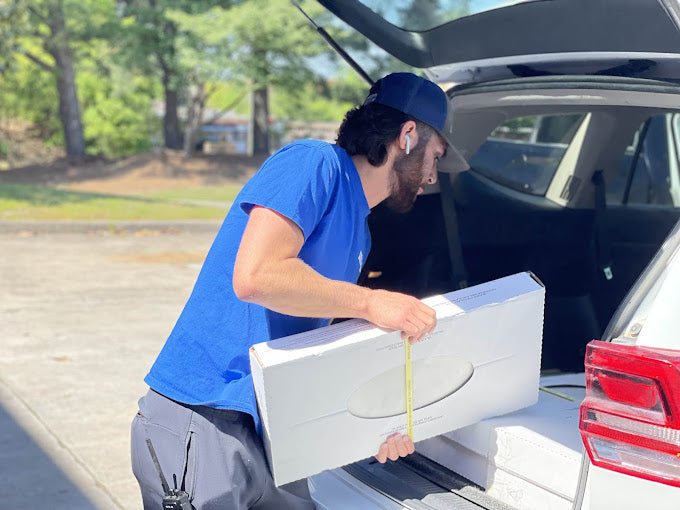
left=0, top=402, right=100, bottom=509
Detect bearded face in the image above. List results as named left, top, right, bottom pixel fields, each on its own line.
left=383, top=142, right=428, bottom=213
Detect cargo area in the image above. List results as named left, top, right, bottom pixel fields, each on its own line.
left=309, top=373, right=586, bottom=510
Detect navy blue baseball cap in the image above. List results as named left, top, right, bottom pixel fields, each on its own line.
left=364, top=72, right=469, bottom=172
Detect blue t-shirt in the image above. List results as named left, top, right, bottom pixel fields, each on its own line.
left=144, top=140, right=371, bottom=435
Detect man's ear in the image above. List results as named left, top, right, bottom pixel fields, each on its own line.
left=398, top=121, right=418, bottom=152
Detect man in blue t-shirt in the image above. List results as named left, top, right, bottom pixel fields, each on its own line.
left=131, top=72, right=468, bottom=509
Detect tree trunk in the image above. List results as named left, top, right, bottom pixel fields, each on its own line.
left=183, top=82, right=207, bottom=158
left=46, top=1, right=85, bottom=158
left=163, top=84, right=183, bottom=150
left=52, top=51, right=85, bottom=158
left=248, top=86, right=269, bottom=156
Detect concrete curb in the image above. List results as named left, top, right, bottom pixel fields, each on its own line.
left=0, top=220, right=223, bottom=234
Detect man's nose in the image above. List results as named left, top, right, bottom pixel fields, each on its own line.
left=426, top=167, right=438, bottom=185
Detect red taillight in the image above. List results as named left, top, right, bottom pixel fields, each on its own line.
left=579, top=340, right=680, bottom=488
left=597, top=371, right=660, bottom=410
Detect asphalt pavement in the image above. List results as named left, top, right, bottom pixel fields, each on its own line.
left=0, top=220, right=222, bottom=509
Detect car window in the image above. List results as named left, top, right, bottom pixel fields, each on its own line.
left=468, top=114, right=585, bottom=196
left=607, top=114, right=678, bottom=207
left=355, top=0, right=544, bottom=31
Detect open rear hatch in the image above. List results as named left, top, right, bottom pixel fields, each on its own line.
left=316, top=0, right=680, bottom=84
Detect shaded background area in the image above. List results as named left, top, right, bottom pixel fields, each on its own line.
left=0, top=392, right=105, bottom=509
left=0, top=150, right=266, bottom=193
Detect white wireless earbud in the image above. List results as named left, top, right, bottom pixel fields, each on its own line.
left=405, top=134, right=410, bottom=155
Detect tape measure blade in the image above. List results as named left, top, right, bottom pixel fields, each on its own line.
left=404, top=339, right=413, bottom=440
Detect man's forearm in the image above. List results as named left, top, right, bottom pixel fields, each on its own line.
left=234, top=255, right=435, bottom=342
left=233, top=205, right=436, bottom=341
left=234, top=256, right=372, bottom=321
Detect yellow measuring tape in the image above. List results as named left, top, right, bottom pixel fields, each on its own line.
left=404, top=337, right=413, bottom=440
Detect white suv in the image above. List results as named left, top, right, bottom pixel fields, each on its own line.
left=303, top=1, right=680, bottom=508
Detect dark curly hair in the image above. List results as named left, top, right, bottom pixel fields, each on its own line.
left=336, top=102, right=434, bottom=166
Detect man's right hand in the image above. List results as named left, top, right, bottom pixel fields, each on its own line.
left=365, top=289, right=436, bottom=344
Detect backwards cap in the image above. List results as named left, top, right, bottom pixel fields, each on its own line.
left=364, top=72, right=469, bottom=172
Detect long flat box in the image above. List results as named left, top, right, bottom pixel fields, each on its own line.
left=417, top=373, right=585, bottom=510
left=249, top=272, right=545, bottom=486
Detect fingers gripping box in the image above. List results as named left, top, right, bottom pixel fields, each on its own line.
left=249, top=272, right=545, bottom=486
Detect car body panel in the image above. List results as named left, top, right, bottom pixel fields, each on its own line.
left=580, top=464, right=680, bottom=510
left=428, top=53, right=680, bottom=88
left=576, top=220, right=680, bottom=509
left=309, top=468, right=404, bottom=510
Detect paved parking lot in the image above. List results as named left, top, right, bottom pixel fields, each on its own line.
left=0, top=221, right=221, bottom=509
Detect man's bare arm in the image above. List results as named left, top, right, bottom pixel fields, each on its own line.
left=233, top=206, right=436, bottom=342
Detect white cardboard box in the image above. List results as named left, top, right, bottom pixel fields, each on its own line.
left=249, top=271, right=545, bottom=486
left=417, top=373, right=585, bottom=510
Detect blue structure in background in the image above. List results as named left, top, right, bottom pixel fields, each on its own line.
left=201, top=122, right=249, bottom=154
left=200, top=119, right=340, bottom=155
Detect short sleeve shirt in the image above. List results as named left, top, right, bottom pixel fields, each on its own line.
left=144, top=140, right=371, bottom=435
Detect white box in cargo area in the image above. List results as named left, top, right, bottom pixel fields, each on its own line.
left=249, top=271, right=545, bottom=486
left=416, top=373, right=586, bottom=510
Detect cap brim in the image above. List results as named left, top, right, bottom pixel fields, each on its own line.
left=435, top=100, right=469, bottom=174
left=437, top=130, right=470, bottom=174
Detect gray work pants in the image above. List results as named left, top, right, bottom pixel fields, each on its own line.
left=131, top=389, right=315, bottom=509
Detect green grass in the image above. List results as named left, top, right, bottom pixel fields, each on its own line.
left=142, top=184, right=243, bottom=203
left=0, top=183, right=237, bottom=220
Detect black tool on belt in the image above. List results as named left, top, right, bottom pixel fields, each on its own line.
left=146, top=438, right=193, bottom=510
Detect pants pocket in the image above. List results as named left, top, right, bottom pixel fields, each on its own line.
left=182, top=430, right=197, bottom=499
left=131, top=403, right=194, bottom=508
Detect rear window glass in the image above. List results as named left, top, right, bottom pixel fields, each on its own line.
left=357, top=0, right=544, bottom=31
left=607, top=114, right=678, bottom=207
left=468, top=114, right=585, bottom=196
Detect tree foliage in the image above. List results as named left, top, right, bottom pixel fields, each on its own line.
left=79, top=59, right=160, bottom=156
left=166, top=0, right=333, bottom=155
left=116, top=0, right=239, bottom=150
left=0, top=0, right=95, bottom=156
left=0, top=0, right=414, bottom=164
left=0, top=44, right=62, bottom=142
left=1, top=0, right=163, bottom=158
